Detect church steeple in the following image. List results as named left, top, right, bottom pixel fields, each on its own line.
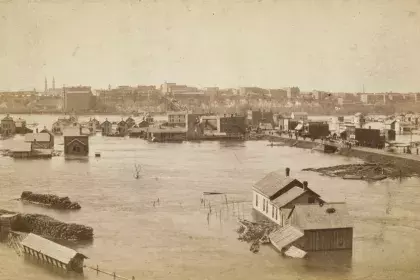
left=44, top=77, right=48, bottom=92
left=52, top=76, right=55, bottom=90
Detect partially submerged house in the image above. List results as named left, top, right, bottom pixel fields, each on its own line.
left=21, top=233, right=87, bottom=273
left=252, top=168, right=323, bottom=226
left=1, top=114, right=15, bottom=136
left=24, top=132, right=54, bottom=149
left=101, top=119, right=112, bottom=136
left=15, top=118, right=32, bottom=134
left=125, top=116, right=136, bottom=128
left=270, top=203, right=353, bottom=255
left=10, top=142, right=32, bottom=158
left=64, top=128, right=89, bottom=156
left=117, top=120, right=128, bottom=136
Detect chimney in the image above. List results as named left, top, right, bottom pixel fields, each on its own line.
left=285, top=167, right=290, bottom=177
left=303, top=181, right=308, bottom=191
left=79, top=126, right=82, bottom=135
left=36, top=128, right=39, bottom=133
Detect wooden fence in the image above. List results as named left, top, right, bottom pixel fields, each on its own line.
left=85, top=265, right=136, bottom=280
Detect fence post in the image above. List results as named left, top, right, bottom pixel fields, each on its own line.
left=113, top=272, right=116, bottom=280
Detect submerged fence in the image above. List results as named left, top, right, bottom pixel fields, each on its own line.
left=85, top=265, right=136, bottom=280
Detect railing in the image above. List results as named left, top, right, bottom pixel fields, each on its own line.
left=85, top=265, right=136, bottom=280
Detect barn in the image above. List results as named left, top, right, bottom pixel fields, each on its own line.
left=270, top=202, right=353, bottom=254
left=21, top=233, right=87, bottom=273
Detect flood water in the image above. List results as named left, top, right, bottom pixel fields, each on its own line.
left=1, top=114, right=420, bottom=280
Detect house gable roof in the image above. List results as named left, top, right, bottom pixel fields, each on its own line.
left=253, top=171, right=302, bottom=199
left=288, top=203, right=353, bottom=230
left=66, top=138, right=87, bottom=147
left=272, top=187, right=323, bottom=209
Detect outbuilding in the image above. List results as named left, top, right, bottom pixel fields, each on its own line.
left=21, top=233, right=87, bottom=273
left=270, top=202, right=353, bottom=254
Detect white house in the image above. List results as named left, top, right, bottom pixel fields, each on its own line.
left=252, top=168, right=324, bottom=226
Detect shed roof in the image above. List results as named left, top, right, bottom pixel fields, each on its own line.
left=25, top=133, right=51, bottom=143
left=272, top=187, right=305, bottom=208
left=63, top=128, right=81, bottom=137
left=269, top=224, right=304, bottom=251
left=11, top=142, right=32, bottom=152
left=253, top=171, right=301, bottom=198
left=21, top=233, right=86, bottom=264
left=289, top=203, right=353, bottom=230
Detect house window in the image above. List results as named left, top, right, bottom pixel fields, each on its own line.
left=266, top=201, right=269, bottom=213
left=275, top=208, right=278, bottom=220
left=263, top=199, right=265, bottom=211
left=272, top=205, right=274, bottom=218
left=308, top=196, right=316, bottom=203
left=255, top=194, right=258, bottom=207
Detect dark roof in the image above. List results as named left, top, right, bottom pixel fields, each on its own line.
left=269, top=224, right=304, bottom=251
left=272, top=187, right=305, bottom=208
left=289, top=203, right=353, bottom=230
left=253, top=171, right=301, bottom=198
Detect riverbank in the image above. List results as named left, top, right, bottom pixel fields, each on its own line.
left=266, top=134, right=420, bottom=174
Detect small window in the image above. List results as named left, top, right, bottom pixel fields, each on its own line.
left=263, top=199, right=265, bottom=211
left=266, top=200, right=269, bottom=213
left=255, top=194, right=258, bottom=207
left=272, top=205, right=274, bottom=218
left=275, top=208, right=278, bottom=220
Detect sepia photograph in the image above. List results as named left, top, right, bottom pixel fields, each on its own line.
left=0, top=0, right=420, bottom=279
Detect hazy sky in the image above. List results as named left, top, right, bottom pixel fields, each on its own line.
left=1, top=0, right=420, bottom=92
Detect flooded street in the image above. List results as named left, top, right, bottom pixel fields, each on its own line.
left=1, top=115, right=420, bottom=280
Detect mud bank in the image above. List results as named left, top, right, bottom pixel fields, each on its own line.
left=0, top=209, right=93, bottom=241
left=303, top=162, right=417, bottom=181
left=21, top=191, right=81, bottom=210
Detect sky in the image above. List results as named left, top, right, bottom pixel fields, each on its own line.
left=0, top=0, right=420, bottom=93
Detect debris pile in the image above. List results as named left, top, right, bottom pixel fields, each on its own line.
left=303, top=162, right=418, bottom=181
left=1, top=209, right=93, bottom=241
left=236, top=220, right=277, bottom=253
left=21, top=191, right=81, bottom=210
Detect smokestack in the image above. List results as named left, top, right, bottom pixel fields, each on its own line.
left=79, top=126, right=82, bottom=135
left=303, top=181, right=308, bottom=190
left=285, top=167, right=290, bottom=177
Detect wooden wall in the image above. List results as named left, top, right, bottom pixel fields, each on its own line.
left=294, top=228, right=353, bottom=251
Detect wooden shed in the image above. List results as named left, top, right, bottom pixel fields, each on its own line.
left=287, top=203, right=353, bottom=251
left=21, top=233, right=87, bottom=273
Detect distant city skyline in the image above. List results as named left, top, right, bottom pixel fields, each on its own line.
left=1, top=0, right=420, bottom=92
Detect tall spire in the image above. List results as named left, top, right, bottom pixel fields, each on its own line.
left=44, top=77, right=48, bottom=92
left=52, top=76, right=55, bottom=90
